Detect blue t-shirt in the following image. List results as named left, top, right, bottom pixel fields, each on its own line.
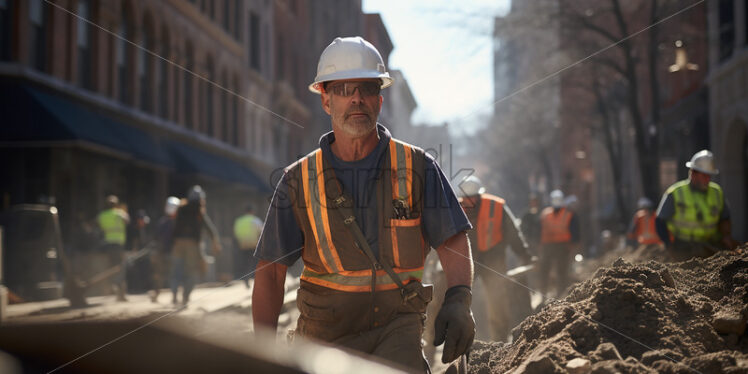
left=255, top=124, right=471, bottom=266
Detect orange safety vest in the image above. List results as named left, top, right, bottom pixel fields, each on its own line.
left=540, top=207, right=572, bottom=244
left=460, top=194, right=504, bottom=252
left=286, top=139, right=428, bottom=292
left=632, top=210, right=661, bottom=245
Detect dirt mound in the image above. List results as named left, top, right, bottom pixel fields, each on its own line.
left=469, top=247, right=748, bottom=374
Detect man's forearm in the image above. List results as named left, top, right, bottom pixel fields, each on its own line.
left=435, top=231, right=473, bottom=288
left=252, top=260, right=287, bottom=331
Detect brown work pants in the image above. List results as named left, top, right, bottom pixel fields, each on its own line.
left=295, top=281, right=430, bottom=372
left=538, top=242, right=573, bottom=297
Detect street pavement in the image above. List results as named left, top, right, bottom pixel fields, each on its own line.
left=3, top=281, right=255, bottom=325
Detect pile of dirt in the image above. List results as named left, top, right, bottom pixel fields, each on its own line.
left=469, top=247, right=748, bottom=374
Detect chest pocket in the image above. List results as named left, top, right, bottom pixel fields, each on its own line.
left=389, top=217, right=427, bottom=269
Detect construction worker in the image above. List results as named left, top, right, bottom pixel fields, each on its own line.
left=655, top=150, right=739, bottom=261
left=537, top=189, right=580, bottom=297
left=252, top=36, right=475, bottom=371
left=149, top=196, right=179, bottom=303
left=233, top=204, right=263, bottom=288
left=96, top=195, right=130, bottom=301
left=520, top=194, right=542, bottom=253
left=457, top=176, right=532, bottom=341
left=626, top=197, right=663, bottom=251
left=170, top=186, right=222, bottom=305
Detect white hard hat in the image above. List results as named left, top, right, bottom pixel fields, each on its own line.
left=458, top=175, right=485, bottom=197
left=165, top=196, right=180, bottom=215
left=550, top=189, right=565, bottom=208
left=187, top=185, right=206, bottom=202
left=685, top=149, right=718, bottom=175
left=309, top=36, right=394, bottom=94
left=637, top=197, right=653, bottom=209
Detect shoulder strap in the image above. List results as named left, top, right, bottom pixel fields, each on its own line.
left=329, top=192, right=408, bottom=291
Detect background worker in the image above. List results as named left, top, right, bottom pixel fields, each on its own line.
left=252, top=36, right=475, bottom=372
left=626, top=197, right=662, bottom=251
left=170, top=186, right=221, bottom=305
left=149, top=196, right=179, bottom=303
left=96, top=194, right=130, bottom=301
left=233, top=204, right=263, bottom=288
left=520, top=194, right=542, bottom=255
left=455, top=176, right=532, bottom=342
left=655, top=150, right=739, bottom=261
left=537, top=189, right=580, bottom=297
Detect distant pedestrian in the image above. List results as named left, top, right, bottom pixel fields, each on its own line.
left=170, top=186, right=221, bottom=305
left=149, top=196, right=179, bottom=303
left=233, top=204, right=263, bottom=287
left=96, top=195, right=130, bottom=301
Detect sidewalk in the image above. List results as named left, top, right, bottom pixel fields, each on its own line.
left=2, top=281, right=254, bottom=325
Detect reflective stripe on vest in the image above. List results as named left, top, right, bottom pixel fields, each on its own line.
left=634, top=211, right=661, bottom=245
left=301, top=266, right=424, bottom=292
left=667, top=181, right=722, bottom=242
left=540, top=207, right=572, bottom=244
left=389, top=140, right=414, bottom=267
left=299, top=140, right=423, bottom=291
left=301, top=150, right=343, bottom=273
left=476, top=194, right=504, bottom=252
left=98, top=208, right=126, bottom=245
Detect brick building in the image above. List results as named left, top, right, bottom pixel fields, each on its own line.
left=707, top=0, right=748, bottom=242
left=0, top=0, right=420, bottom=279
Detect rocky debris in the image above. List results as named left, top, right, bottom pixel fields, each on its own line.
left=468, top=246, right=748, bottom=373
left=712, top=309, right=747, bottom=336
left=565, top=357, right=591, bottom=374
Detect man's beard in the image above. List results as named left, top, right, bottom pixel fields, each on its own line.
left=335, top=105, right=378, bottom=137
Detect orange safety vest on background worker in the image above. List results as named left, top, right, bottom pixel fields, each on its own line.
left=629, top=210, right=662, bottom=245
left=287, top=139, right=428, bottom=292
left=540, top=207, right=572, bottom=244
left=460, top=194, right=504, bottom=252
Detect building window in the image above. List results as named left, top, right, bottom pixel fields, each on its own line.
left=221, top=80, right=228, bottom=142
left=117, top=9, right=134, bottom=105
left=29, top=0, right=48, bottom=72
left=276, top=35, right=284, bottom=80
left=140, top=16, right=155, bottom=114
left=0, top=0, right=13, bottom=61
left=232, top=92, right=239, bottom=146
left=184, top=43, right=194, bottom=129
left=204, top=60, right=214, bottom=136
left=718, top=0, right=735, bottom=62
left=248, top=11, right=260, bottom=71
left=234, top=0, right=242, bottom=40
left=158, top=27, right=170, bottom=120
left=76, top=0, right=93, bottom=89
left=223, top=0, right=230, bottom=32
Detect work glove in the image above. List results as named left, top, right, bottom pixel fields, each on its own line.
left=434, top=285, right=475, bottom=363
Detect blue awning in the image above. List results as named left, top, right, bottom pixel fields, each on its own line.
left=0, top=80, right=268, bottom=191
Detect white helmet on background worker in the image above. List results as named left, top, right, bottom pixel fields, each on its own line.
left=550, top=189, right=565, bottom=208
left=637, top=197, right=653, bottom=210
left=164, top=196, right=180, bottom=216
left=187, top=185, right=206, bottom=203
left=685, top=149, right=719, bottom=175
left=309, top=36, right=394, bottom=94
left=458, top=175, right=486, bottom=197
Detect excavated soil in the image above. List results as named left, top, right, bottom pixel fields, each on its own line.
left=468, top=246, right=748, bottom=374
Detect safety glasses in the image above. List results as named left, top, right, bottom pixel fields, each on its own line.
left=326, top=81, right=381, bottom=97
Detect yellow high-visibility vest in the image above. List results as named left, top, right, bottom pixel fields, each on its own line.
left=233, top=214, right=261, bottom=249
left=666, top=180, right=723, bottom=243
left=97, top=208, right=127, bottom=245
